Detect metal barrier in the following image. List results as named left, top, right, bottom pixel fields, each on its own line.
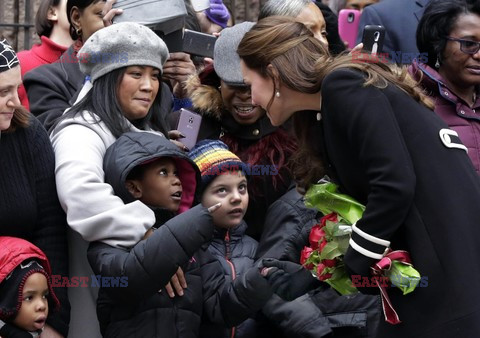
left=0, top=0, right=34, bottom=51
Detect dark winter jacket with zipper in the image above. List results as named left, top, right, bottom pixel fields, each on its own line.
left=199, top=222, right=260, bottom=338
left=88, top=131, right=274, bottom=337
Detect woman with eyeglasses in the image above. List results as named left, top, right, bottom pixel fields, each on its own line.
left=411, top=0, right=480, bottom=173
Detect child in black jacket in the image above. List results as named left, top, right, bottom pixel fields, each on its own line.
left=88, top=131, right=275, bottom=338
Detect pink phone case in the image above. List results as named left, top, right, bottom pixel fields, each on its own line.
left=176, top=108, right=202, bottom=150
left=338, top=9, right=361, bottom=49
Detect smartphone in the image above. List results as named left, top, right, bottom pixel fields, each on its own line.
left=176, top=108, right=202, bottom=150
left=338, top=9, right=361, bottom=49
left=362, top=25, right=385, bottom=54
left=182, top=29, right=217, bottom=58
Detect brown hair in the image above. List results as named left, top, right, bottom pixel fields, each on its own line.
left=3, top=106, right=30, bottom=133
left=35, top=0, right=62, bottom=38
left=238, top=16, right=434, bottom=191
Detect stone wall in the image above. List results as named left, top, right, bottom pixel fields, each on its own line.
left=0, top=0, right=264, bottom=52
left=0, top=0, right=41, bottom=52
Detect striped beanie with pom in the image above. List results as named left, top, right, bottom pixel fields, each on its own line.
left=188, top=139, right=248, bottom=188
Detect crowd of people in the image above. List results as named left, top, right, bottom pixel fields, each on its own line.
left=1, top=0, right=480, bottom=337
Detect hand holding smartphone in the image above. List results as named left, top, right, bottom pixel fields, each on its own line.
left=176, top=108, right=202, bottom=150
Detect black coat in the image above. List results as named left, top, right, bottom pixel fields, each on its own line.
left=0, top=117, right=70, bottom=335
left=320, top=68, right=480, bottom=337
left=200, top=222, right=260, bottom=338
left=91, top=132, right=273, bottom=337
left=88, top=206, right=273, bottom=338
left=257, top=187, right=380, bottom=338
left=23, top=46, right=84, bottom=131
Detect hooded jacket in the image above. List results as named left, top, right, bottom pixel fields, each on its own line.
left=0, top=236, right=60, bottom=332
left=89, top=132, right=274, bottom=337
left=200, top=222, right=260, bottom=338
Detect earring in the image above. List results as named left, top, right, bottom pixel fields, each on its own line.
left=275, top=91, right=280, bottom=98
left=75, top=28, right=82, bottom=37
left=435, top=55, right=440, bottom=69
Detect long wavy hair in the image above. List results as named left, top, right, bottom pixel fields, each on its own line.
left=56, top=67, right=169, bottom=138
left=238, top=16, right=434, bottom=191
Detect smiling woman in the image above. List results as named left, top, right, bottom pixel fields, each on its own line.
left=0, top=40, right=70, bottom=338
left=47, top=21, right=172, bottom=338
left=411, top=0, right=480, bottom=173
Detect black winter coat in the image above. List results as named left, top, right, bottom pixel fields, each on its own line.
left=200, top=222, right=260, bottom=338
left=257, top=187, right=380, bottom=338
left=89, top=132, right=274, bottom=337
left=23, top=46, right=83, bottom=131
left=320, top=68, right=480, bottom=337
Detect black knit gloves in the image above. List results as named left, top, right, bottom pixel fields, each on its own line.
left=260, top=258, right=325, bottom=301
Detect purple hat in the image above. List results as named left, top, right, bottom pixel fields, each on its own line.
left=205, top=0, right=230, bottom=29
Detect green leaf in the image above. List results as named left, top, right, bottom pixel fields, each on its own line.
left=304, top=181, right=365, bottom=224
left=319, top=242, right=343, bottom=260
left=387, top=261, right=421, bottom=295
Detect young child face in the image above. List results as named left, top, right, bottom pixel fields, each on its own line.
left=201, top=171, right=249, bottom=229
left=13, top=272, right=49, bottom=332
left=133, top=158, right=183, bottom=212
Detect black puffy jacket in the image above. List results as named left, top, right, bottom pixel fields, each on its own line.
left=88, top=132, right=274, bottom=337
left=200, top=222, right=261, bottom=338
left=257, top=187, right=381, bottom=338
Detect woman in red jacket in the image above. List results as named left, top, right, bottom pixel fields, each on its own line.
left=17, top=0, right=73, bottom=109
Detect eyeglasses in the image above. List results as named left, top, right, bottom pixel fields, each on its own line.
left=446, top=37, right=480, bottom=55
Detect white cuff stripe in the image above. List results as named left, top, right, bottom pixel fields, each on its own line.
left=352, top=223, right=390, bottom=247
left=349, top=238, right=385, bottom=260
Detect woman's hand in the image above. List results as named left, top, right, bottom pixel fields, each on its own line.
left=348, top=43, right=364, bottom=55
left=168, top=130, right=189, bottom=152
left=163, top=53, right=197, bottom=99
left=102, top=0, right=123, bottom=27
left=164, top=267, right=188, bottom=298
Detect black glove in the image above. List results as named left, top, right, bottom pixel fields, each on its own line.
left=261, top=258, right=324, bottom=301
left=0, top=321, right=34, bottom=338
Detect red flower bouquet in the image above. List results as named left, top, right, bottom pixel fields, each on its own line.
left=301, top=179, right=421, bottom=324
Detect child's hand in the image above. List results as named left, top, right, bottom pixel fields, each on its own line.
left=164, top=267, right=187, bottom=298
left=207, top=203, right=222, bottom=213
left=0, top=321, right=32, bottom=337
left=143, top=227, right=155, bottom=240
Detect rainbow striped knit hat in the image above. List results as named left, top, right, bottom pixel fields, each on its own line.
left=188, top=139, right=248, bottom=188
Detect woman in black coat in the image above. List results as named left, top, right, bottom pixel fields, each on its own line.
left=238, top=16, right=480, bottom=338
left=0, top=40, right=69, bottom=337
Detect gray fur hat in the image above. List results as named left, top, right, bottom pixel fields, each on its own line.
left=78, top=22, right=169, bottom=83
left=213, top=21, right=254, bottom=86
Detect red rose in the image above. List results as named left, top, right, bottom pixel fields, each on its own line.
left=309, top=225, right=326, bottom=249
left=300, top=246, right=314, bottom=270
left=322, top=259, right=337, bottom=268
left=319, top=238, right=328, bottom=251
left=316, top=263, right=333, bottom=281
left=319, top=212, right=338, bottom=228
